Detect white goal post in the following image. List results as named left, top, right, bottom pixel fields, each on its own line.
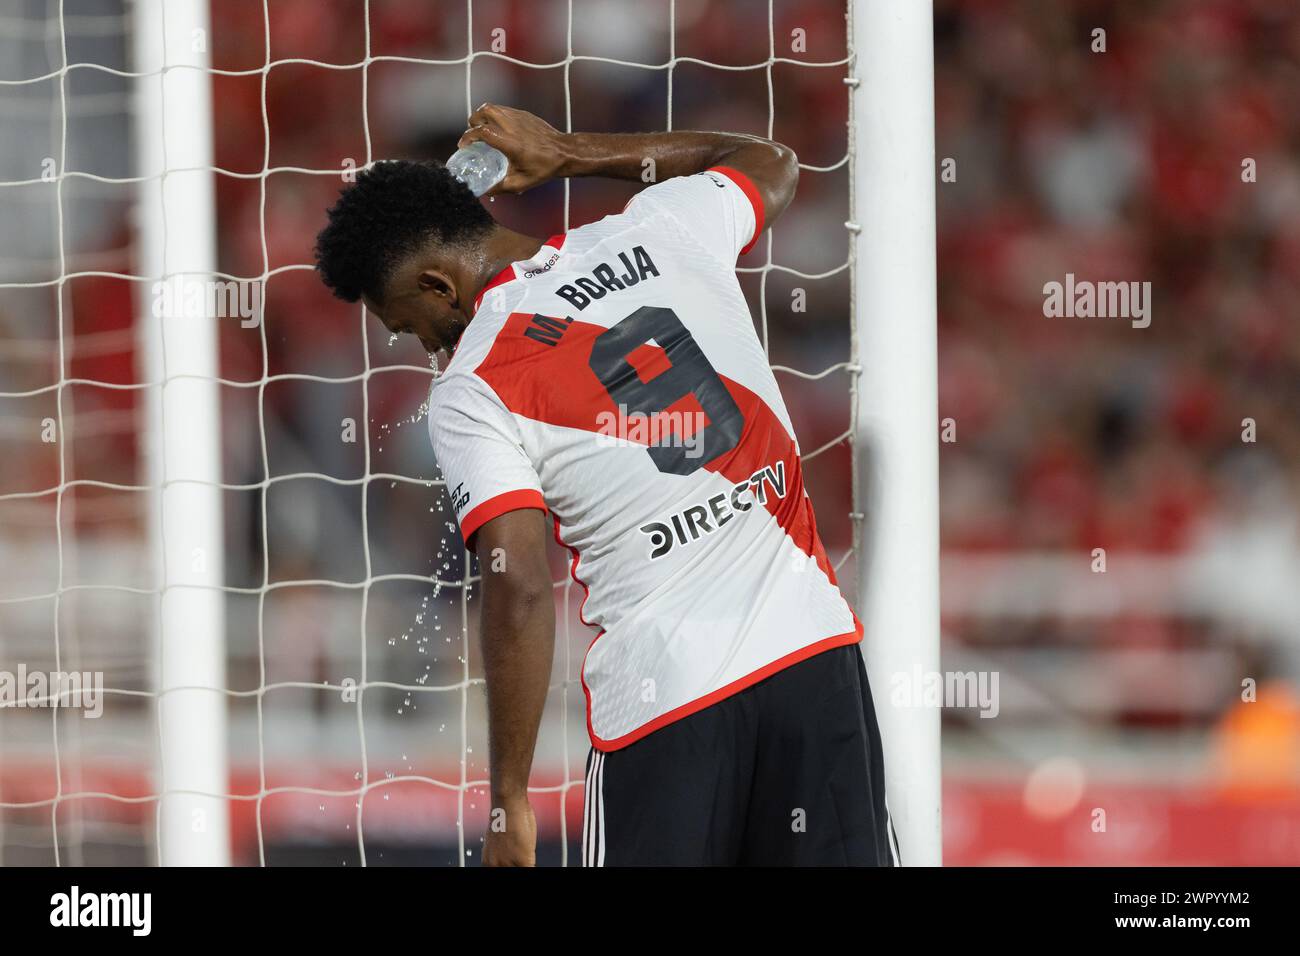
left=131, top=0, right=230, bottom=866
left=850, top=0, right=942, bottom=866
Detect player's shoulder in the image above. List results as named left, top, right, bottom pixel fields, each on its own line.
left=447, top=300, right=512, bottom=372
left=424, top=358, right=516, bottom=454
left=621, top=168, right=737, bottom=216
left=425, top=362, right=480, bottom=421
left=542, top=174, right=729, bottom=250
left=611, top=169, right=756, bottom=262
left=426, top=305, right=511, bottom=408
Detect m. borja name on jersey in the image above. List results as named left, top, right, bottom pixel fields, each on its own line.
left=639, top=461, right=787, bottom=560
left=553, top=244, right=661, bottom=311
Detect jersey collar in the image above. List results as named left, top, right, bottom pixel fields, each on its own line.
left=472, top=233, right=567, bottom=313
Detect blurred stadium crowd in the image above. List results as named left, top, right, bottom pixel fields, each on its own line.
left=0, top=0, right=1297, bottom=864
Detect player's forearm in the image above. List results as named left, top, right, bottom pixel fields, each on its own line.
left=558, top=130, right=768, bottom=181
left=459, top=104, right=798, bottom=219
left=478, top=574, right=555, bottom=803
left=559, top=129, right=798, bottom=226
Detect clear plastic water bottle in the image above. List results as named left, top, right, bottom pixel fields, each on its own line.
left=446, top=141, right=508, bottom=197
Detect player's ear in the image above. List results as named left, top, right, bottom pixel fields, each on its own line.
left=417, top=268, right=459, bottom=306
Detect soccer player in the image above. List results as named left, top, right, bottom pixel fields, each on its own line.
left=314, top=104, right=897, bottom=866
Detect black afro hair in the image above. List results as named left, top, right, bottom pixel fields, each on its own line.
left=314, top=159, right=494, bottom=304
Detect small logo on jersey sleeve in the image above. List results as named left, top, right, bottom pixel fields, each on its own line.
left=450, top=482, right=470, bottom=515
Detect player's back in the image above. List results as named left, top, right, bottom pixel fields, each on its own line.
left=428, top=168, right=860, bottom=750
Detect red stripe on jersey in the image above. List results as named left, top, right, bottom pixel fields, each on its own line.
left=474, top=314, right=836, bottom=581
left=476, top=311, right=620, bottom=429
left=709, top=165, right=765, bottom=255
left=710, top=375, right=839, bottom=585
left=626, top=341, right=673, bottom=381
left=459, top=488, right=547, bottom=544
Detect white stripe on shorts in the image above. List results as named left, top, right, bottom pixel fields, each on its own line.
left=583, top=751, right=607, bottom=867
left=885, top=799, right=902, bottom=866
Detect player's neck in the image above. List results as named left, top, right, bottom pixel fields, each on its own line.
left=467, top=227, right=545, bottom=317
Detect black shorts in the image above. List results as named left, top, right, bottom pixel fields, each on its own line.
left=581, top=643, right=898, bottom=866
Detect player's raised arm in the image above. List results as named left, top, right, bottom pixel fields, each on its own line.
left=457, top=103, right=799, bottom=233
left=473, top=508, right=555, bottom=867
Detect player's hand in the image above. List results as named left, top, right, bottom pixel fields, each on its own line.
left=458, top=104, right=570, bottom=196
left=481, top=795, right=538, bottom=866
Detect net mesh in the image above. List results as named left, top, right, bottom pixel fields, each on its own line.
left=0, top=0, right=857, bottom=866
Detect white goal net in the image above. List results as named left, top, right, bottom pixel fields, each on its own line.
left=0, top=0, right=910, bottom=866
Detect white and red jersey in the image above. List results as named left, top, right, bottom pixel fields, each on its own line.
left=427, top=166, right=860, bottom=751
